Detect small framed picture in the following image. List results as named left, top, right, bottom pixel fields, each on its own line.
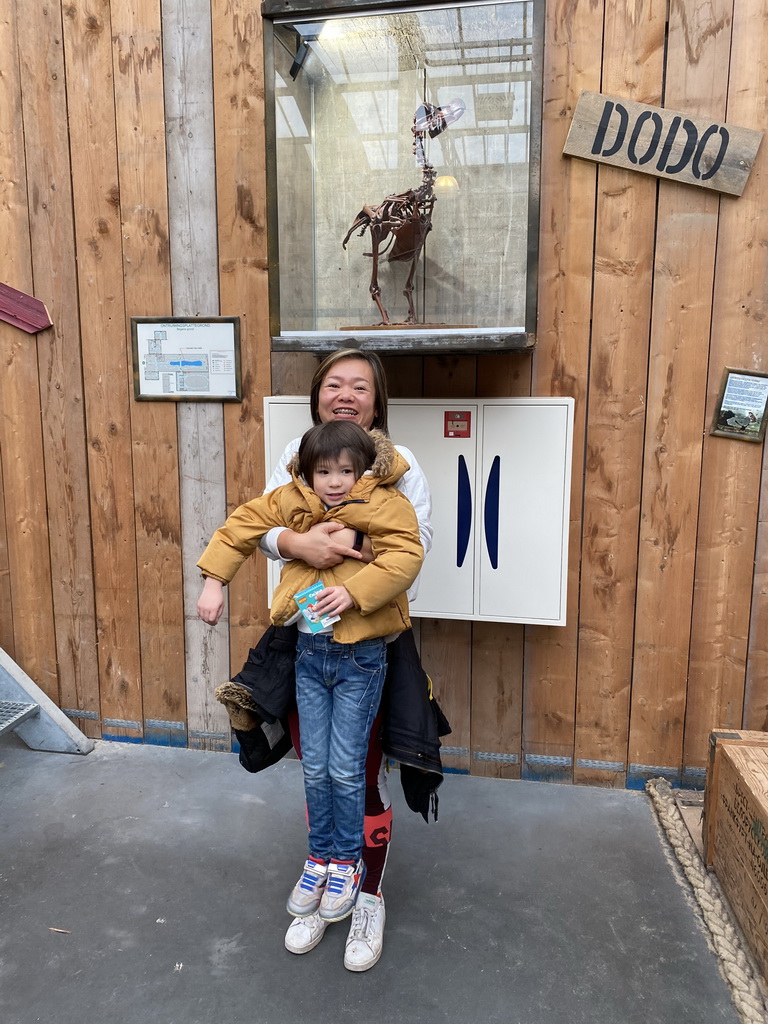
left=131, top=316, right=242, bottom=401
left=710, top=368, right=768, bottom=443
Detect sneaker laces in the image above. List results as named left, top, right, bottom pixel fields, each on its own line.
left=349, top=903, right=375, bottom=942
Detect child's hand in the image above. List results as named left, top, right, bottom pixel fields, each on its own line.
left=311, top=585, right=355, bottom=619
left=198, top=577, right=225, bottom=624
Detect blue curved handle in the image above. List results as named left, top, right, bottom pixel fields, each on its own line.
left=456, top=455, right=472, bottom=567
left=484, top=456, right=500, bottom=569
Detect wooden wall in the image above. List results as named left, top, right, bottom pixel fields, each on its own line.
left=1, top=0, right=767, bottom=788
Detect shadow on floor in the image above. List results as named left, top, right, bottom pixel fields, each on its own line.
left=0, top=735, right=739, bottom=1024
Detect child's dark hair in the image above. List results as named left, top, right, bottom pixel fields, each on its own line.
left=298, top=421, right=376, bottom=483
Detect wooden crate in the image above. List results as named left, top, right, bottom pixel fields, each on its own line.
left=709, top=743, right=768, bottom=981
left=703, top=730, right=768, bottom=867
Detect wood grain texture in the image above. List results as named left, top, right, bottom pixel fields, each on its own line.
left=0, top=435, right=15, bottom=659
left=19, top=0, right=100, bottom=732
left=163, top=0, right=230, bottom=750
left=563, top=90, right=762, bottom=196
left=683, top=0, right=768, bottom=772
left=62, top=0, right=144, bottom=736
left=745, top=436, right=768, bottom=730
left=0, top=2, right=58, bottom=700
left=523, top=0, right=603, bottom=783
left=470, top=621, right=523, bottom=779
left=628, top=0, right=732, bottom=785
left=112, top=0, right=186, bottom=744
left=574, top=0, right=665, bottom=788
left=741, top=1, right=768, bottom=734
left=271, top=353, right=319, bottom=396
left=213, top=0, right=273, bottom=671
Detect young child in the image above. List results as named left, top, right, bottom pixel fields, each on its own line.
left=196, top=420, right=424, bottom=924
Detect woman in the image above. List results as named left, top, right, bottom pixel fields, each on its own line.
left=260, top=349, right=434, bottom=971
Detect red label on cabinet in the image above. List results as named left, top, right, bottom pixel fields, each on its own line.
left=444, top=411, right=471, bottom=438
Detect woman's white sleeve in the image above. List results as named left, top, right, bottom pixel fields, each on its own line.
left=395, top=445, right=433, bottom=556
left=259, top=438, right=300, bottom=561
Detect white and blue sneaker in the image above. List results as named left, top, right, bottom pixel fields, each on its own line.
left=318, top=859, right=366, bottom=922
left=287, top=857, right=328, bottom=917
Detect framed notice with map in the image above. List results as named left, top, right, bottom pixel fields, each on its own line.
left=131, top=316, right=242, bottom=401
left=711, top=368, right=768, bottom=443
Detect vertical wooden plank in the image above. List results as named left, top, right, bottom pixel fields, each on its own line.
left=469, top=353, right=531, bottom=778
left=19, top=0, right=100, bottom=733
left=112, top=0, right=187, bottom=747
left=61, top=0, right=143, bottom=739
left=163, top=0, right=230, bottom=751
left=213, top=0, right=273, bottom=673
left=745, top=448, right=768, bottom=730
left=524, top=0, right=603, bottom=783
left=470, top=622, right=524, bottom=779
left=683, top=0, right=768, bottom=774
left=380, top=355, right=423, bottom=398
left=574, top=0, right=665, bottom=789
left=423, top=354, right=476, bottom=398
left=420, top=618, right=472, bottom=773
left=420, top=354, right=476, bottom=772
left=272, top=352, right=318, bottom=396
left=740, top=2, right=768, bottom=735
left=0, top=448, right=15, bottom=658
left=0, top=3, right=59, bottom=699
left=628, top=0, right=732, bottom=789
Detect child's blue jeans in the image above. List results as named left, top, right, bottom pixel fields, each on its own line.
left=295, top=631, right=387, bottom=863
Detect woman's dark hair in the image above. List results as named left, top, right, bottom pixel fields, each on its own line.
left=298, top=421, right=377, bottom=484
left=309, top=347, right=389, bottom=435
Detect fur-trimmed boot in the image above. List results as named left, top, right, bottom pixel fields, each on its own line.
left=214, top=682, right=262, bottom=732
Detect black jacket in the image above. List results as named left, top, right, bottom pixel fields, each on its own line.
left=230, top=624, right=450, bottom=821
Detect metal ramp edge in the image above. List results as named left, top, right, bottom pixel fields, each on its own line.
left=0, top=648, right=94, bottom=755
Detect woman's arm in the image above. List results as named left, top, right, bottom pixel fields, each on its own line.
left=394, top=445, right=433, bottom=556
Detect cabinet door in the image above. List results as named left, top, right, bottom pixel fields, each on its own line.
left=390, top=402, right=478, bottom=619
left=477, top=401, right=572, bottom=625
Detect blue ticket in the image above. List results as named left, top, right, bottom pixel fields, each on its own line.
left=294, top=580, right=341, bottom=633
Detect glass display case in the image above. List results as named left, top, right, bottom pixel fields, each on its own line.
left=264, top=0, right=542, bottom=351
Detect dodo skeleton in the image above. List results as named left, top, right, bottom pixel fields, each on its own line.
left=342, top=98, right=465, bottom=326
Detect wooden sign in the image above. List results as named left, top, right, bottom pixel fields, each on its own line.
left=0, top=282, right=53, bottom=333
left=563, top=91, right=763, bottom=197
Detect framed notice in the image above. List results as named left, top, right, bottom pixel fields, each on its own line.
left=711, top=368, right=768, bottom=442
left=131, top=316, right=242, bottom=401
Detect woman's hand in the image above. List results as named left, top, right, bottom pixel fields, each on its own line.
left=310, top=585, right=355, bottom=619
left=278, top=521, right=363, bottom=569
left=197, top=577, right=225, bottom=625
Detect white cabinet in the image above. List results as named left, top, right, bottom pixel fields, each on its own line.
left=264, top=396, right=574, bottom=626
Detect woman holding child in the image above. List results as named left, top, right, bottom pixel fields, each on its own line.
left=197, top=349, right=435, bottom=972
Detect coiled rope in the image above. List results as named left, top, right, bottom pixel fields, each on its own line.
left=646, top=777, right=768, bottom=1024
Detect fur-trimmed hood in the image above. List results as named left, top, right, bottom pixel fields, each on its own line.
left=286, top=429, right=408, bottom=490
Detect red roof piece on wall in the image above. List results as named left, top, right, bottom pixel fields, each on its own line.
left=0, top=282, right=53, bottom=334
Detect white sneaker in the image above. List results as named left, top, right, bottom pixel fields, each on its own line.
left=343, top=892, right=385, bottom=972
left=285, top=911, right=328, bottom=954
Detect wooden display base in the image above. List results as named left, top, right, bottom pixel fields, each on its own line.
left=339, top=323, right=476, bottom=331
left=272, top=327, right=535, bottom=355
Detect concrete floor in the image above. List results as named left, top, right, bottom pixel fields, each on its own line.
left=0, top=734, right=740, bottom=1024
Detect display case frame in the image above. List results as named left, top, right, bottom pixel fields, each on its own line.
left=262, top=0, right=544, bottom=354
